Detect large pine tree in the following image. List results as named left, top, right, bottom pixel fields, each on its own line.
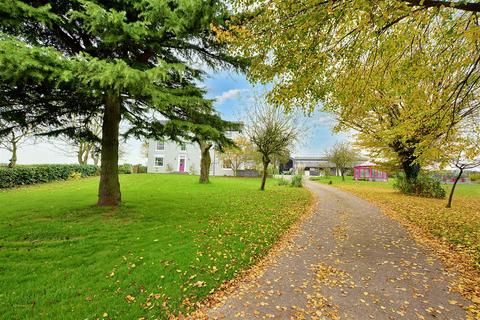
left=0, top=1, right=244, bottom=205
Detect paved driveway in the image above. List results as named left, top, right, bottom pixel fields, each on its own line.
left=206, top=181, right=469, bottom=319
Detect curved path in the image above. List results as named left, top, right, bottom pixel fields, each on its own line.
left=206, top=181, right=470, bottom=319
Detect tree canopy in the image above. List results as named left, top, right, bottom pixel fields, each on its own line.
left=224, top=0, right=480, bottom=179
left=246, top=103, right=300, bottom=190
left=325, top=141, right=357, bottom=181
left=0, top=1, right=245, bottom=205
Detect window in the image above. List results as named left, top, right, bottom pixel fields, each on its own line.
left=156, top=140, right=165, bottom=151
left=155, top=157, right=164, bottom=167
left=180, top=143, right=186, bottom=151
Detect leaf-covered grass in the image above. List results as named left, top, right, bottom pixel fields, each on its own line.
left=310, top=175, right=480, bottom=197
left=0, top=174, right=310, bottom=319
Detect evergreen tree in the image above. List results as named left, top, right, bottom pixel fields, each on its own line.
left=0, top=1, right=244, bottom=205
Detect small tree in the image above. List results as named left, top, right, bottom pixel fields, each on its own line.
left=326, top=141, right=357, bottom=181
left=446, top=157, right=480, bottom=208
left=0, top=121, right=32, bottom=168
left=445, top=120, right=480, bottom=208
left=220, top=136, right=256, bottom=176
left=246, top=104, right=300, bottom=190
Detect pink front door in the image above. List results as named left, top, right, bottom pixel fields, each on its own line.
left=179, top=158, right=185, bottom=172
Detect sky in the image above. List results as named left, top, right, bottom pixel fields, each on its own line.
left=0, top=70, right=346, bottom=165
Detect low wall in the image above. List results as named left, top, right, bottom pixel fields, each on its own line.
left=237, top=169, right=260, bottom=177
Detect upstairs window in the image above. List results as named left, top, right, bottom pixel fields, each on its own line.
left=156, top=140, right=165, bottom=151
left=180, top=143, right=186, bottom=151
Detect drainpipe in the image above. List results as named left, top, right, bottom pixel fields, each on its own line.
left=213, top=147, right=216, bottom=176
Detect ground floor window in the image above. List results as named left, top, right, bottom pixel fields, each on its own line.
left=155, top=157, right=164, bottom=167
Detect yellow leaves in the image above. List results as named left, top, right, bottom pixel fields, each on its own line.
left=193, top=281, right=206, bottom=288
left=464, top=25, right=480, bottom=43
left=472, top=296, right=480, bottom=304
left=125, top=294, right=136, bottom=303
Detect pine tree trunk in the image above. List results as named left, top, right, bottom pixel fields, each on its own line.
left=199, top=141, right=212, bottom=184
left=97, top=91, right=121, bottom=206
left=260, top=160, right=269, bottom=191
left=446, top=168, right=463, bottom=208
left=8, top=135, right=17, bottom=168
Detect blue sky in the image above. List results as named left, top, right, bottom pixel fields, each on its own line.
left=0, top=70, right=345, bottom=165
left=203, top=70, right=346, bottom=156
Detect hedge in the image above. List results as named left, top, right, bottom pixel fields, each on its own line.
left=0, top=164, right=99, bottom=189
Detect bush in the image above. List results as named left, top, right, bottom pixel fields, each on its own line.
left=393, top=172, right=446, bottom=198
left=118, top=163, right=133, bottom=174
left=0, top=164, right=99, bottom=189
left=132, top=164, right=147, bottom=174
left=470, top=172, right=480, bottom=182
left=277, top=177, right=289, bottom=186
left=290, top=174, right=303, bottom=188
left=68, top=171, right=82, bottom=180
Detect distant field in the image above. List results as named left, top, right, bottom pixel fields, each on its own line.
left=0, top=174, right=310, bottom=319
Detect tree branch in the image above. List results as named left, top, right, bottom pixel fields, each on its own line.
left=403, top=0, right=480, bottom=13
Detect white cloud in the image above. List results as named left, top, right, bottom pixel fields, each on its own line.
left=214, top=89, right=246, bottom=104
left=317, top=114, right=334, bottom=125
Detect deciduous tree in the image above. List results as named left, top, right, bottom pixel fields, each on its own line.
left=225, top=0, right=480, bottom=181
left=0, top=121, right=32, bottom=168
left=246, top=103, right=300, bottom=190
left=443, top=116, right=480, bottom=208
left=326, top=142, right=357, bottom=181
left=220, top=136, right=256, bottom=176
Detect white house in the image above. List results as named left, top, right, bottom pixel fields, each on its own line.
left=146, top=138, right=235, bottom=176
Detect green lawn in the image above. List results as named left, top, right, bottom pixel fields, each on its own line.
left=0, top=174, right=310, bottom=319
left=310, top=175, right=480, bottom=197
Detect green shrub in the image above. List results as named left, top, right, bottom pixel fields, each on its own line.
left=118, top=164, right=133, bottom=174
left=393, top=172, right=446, bottom=198
left=0, top=164, right=99, bottom=189
left=277, top=178, right=289, bottom=186
left=132, top=164, right=147, bottom=174
left=470, top=172, right=480, bottom=182
left=290, top=174, right=303, bottom=188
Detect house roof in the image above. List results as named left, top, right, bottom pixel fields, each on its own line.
left=292, top=157, right=336, bottom=168
left=354, top=161, right=378, bottom=168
